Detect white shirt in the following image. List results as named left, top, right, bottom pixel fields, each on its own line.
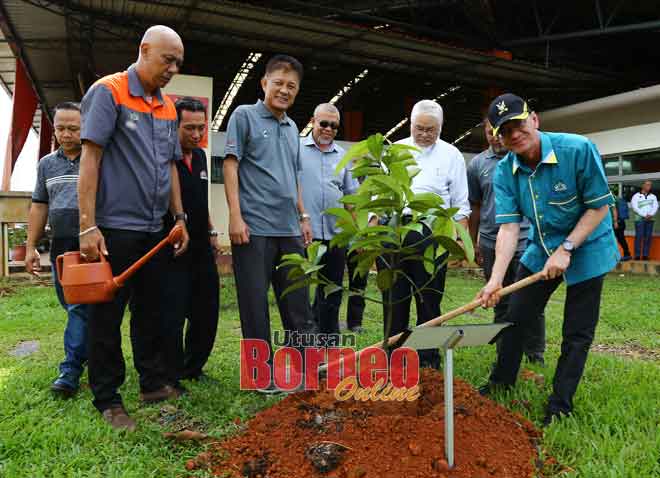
left=396, top=136, right=471, bottom=221
left=631, top=191, right=658, bottom=219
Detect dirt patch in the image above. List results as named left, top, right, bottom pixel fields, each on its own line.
left=190, top=369, right=547, bottom=478
left=591, top=343, right=660, bottom=361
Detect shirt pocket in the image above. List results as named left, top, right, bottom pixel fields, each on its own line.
left=246, top=133, right=272, bottom=161
left=155, top=120, right=176, bottom=163
left=547, top=191, right=580, bottom=228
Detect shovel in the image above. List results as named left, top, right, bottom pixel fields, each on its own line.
left=320, top=271, right=545, bottom=372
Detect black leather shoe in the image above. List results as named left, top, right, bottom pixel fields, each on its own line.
left=543, top=409, right=570, bottom=427
left=478, top=382, right=512, bottom=397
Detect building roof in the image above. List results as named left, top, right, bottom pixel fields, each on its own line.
left=2, top=0, right=659, bottom=151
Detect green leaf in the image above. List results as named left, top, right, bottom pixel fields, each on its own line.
left=367, top=134, right=384, bottom=161
left=323, top=283, right=343, bottom=297
left=354, top=251, right=380, bottom=278
left=362, top=198, right=400, bottom=210
left=371, top=175, right=402, bottom=197
left=423, top=244, right=435, bottom=275
left=351, top=166, right=384, bottom=178
left=325, top=207, right=354, bottom=225
left=287, top=267, right=305, bottom=280
left=339, top=193, right=370, bottom=206
left=433, top=236, right=465, bottom=258
left=281, top=278, right=311, bottom=298
left=306, top=241, right=327, bottom=265
left=376, top=269, right=394, bottom=291
left=335, top=140, right=369, bottom=174
left=455, top=221, right=474, bottom=262
left=389, top=162, right=411, bottom=188
left=407, top=166, right=421, bottom=179
left=388, top=143, right=420, bottom=155
left=300, top=263, right=325, bottom=274
left=329, top=231, right=355, bottom=248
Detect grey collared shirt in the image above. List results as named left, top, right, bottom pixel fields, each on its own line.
left=224, top=100, right=302, bottom=236
left=467, top=147, right=529, bottom=251
left=32, top=148, right=81, bottom=238
left=299, top=135, right=358, bottom=240
left=81, top=64, right=181, bottom=233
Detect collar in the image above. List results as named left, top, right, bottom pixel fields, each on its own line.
left=128, top=64, right=164, bottom=106
left=56, top=147, right=81, bottom=162
left=256, top=99, right=292, bottom=125
left=512, top=131, right=558, bottom=174
left=303, top=133, right=337, bottom=152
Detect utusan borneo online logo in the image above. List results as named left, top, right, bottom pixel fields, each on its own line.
left=240, top=332, right=421, bottom=402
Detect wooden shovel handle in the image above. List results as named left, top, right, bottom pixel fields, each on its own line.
left=319, top=271, right=545, bottom=372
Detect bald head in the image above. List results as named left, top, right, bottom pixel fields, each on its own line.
left=135, top=25, right=184, bottom=94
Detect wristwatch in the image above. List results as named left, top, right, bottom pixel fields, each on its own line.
left=561, top=240, right=575, bottom=253
left=174, top=212, right=187, bottom=223
left=209, top=229, right=219, bottom=237
left=299, top=213, right=311, bottom=222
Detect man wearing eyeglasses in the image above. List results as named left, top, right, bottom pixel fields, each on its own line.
left=300, top=103, right=359, bottom=335
left=382, top=99, right=471, bottom=369
left=478, top=93, right=618, bottom=427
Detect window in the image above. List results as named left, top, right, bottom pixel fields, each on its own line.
left=621, top=150, right=660, bottom=175
left=602, top=156, right=621, bottom=176
left=211, top=156, right=224, bottom=184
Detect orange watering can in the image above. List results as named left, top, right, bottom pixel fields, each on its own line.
left=56, top=225, right=183, bottom=304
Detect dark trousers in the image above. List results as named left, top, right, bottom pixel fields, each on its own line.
left=480, top=244, right=545, bottom=360
left=88, top=228, right=170, bottom=412
left=377, top=225, right=447, bottom=369
left=490, top=265, right=605, bottom=415
left=162, top=243, right=220, bottom=383
left=50, top=238, right=90, bottom=384
left=346, top=249, right=368, bottom=329
left=614, top=220, right=631, bottom=257
left=634, top=220, right=654, bottom=258
left=232, top=236, right=317, bottom=362
left=313, top=241, right=346, bottom=334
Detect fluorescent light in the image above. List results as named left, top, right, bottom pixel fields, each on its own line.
left=211, top=52, right=262, bottom=132
left=300, top=69, right=369, bottom=136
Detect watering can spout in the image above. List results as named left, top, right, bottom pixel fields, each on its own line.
left=113, top=224, right=184, bottom=287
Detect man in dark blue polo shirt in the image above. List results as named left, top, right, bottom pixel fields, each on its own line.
left=78, top=25, right=189, bottom=431
left=162, top=97, right=220, bottom=388
left=478, top=94, right=618, bottom=427
left=224, top=55, right=317, bottom=393
left=26, top=102, right=90, bottom=398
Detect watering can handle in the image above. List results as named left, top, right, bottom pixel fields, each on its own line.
left=113, top=225, right=183, bottom=287
left=56, top=255, right=64, bottom=281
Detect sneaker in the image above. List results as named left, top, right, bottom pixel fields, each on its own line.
left=51, top=374, right=79, bottom=398
left=478, top=382, right=513, bottom=397
left=139, top=385, right=183, bottom=404
left=101, top=406, right=136, bottom=432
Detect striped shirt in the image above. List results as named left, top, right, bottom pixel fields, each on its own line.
left=32, top=148, right=81, bottom=238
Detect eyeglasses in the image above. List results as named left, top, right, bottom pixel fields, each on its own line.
left=318, top=120, right=339, bottom=130
left=413, top=124, right=437, bottom=135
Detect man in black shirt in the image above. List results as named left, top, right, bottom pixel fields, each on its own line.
left=162, top=97, right=220, bottom=387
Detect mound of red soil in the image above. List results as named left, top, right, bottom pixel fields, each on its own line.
left=191, top=369, right=542, bottom=477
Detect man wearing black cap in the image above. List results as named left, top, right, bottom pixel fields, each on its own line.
left=478, top=94, right=619, bottom=426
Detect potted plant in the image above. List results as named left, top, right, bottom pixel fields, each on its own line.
left=280, top=133, right=473, bottom=350
left=8, top=224, right=28, bottom=262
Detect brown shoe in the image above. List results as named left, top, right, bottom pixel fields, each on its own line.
left=139, top=385, right=182, bottom=404
left=101, top=406, right=136, bottom=432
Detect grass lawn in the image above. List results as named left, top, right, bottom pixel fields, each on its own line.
left=0, top=271, right=659, bottom=478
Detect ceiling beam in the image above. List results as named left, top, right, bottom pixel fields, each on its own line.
left=504, top=19, right=660, bottom=46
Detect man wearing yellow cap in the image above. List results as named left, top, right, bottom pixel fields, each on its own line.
left=477, top=93, right=618, bottom=427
